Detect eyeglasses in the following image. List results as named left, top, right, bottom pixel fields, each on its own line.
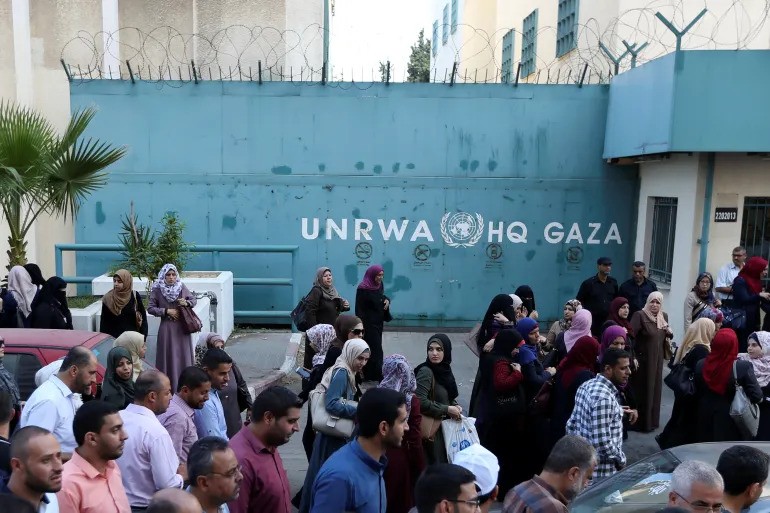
left=208, top=464, right=242, bottom=479
left=673, top=491, right=722, bottom=512
left=350, top=329, right=365, bottom=336
left=447, top=497, right=482, bottom=509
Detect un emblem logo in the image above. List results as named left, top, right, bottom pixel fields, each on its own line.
left=440, top=212, right=484, bottom=248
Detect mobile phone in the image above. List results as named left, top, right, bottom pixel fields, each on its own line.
left=295, top=367, right=311, bottom=379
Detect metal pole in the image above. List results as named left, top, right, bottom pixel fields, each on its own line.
left=323, top=0, right=330, bottom=68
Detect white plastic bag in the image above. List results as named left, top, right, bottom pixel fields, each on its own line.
left=442, top=416, right=480, bottom=462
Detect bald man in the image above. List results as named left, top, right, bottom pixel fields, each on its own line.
left=147, top=488, right=201, bottom=513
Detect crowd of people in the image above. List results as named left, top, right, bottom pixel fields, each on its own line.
left=0, top=250, right=770, bottom=512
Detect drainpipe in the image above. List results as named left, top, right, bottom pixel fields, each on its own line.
left=698, top=153, right=715, bottom=273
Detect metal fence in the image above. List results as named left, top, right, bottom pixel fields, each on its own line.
left=741, top=197, right=770, bottom=259
left=54, top=243, right=299, bottom=321
left=648, top=197, right=678, bottom=285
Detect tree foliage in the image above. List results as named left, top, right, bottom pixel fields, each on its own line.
left=406, top=29, right=431, bottom=83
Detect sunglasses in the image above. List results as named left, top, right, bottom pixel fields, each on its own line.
left=350, top=329, right=365, bottom=336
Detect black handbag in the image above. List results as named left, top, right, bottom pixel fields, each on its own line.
left=664, top=362, right=695, bottom=398
left=495, top=385, right=528, bottom=418
left=290, top=286, right=319, bottom=332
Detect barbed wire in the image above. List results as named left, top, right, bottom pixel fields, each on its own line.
left=60, top=0, right=770, bottom=87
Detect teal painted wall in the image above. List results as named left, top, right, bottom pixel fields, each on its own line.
left=71, top=81, right=637, bottom=325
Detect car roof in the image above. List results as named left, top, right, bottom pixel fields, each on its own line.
left=670, top=441, right=770, bottom=464
left=0, top=328, right=110, bottom=348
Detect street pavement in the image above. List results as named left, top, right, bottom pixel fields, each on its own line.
left=218, top=328, right=675, bottom=511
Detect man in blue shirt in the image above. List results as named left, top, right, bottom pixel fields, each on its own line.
left=310, top=388, right=408, bottom=513
left=195, top=349, right=232, bottom=440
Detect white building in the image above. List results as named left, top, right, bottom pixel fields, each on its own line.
left=0, top=0, right=323, bottom=277
left=428, top=0, right=464, bottom=82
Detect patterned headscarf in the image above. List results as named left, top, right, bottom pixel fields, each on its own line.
left=379, top=354, right=417, bottom=417
left=7, top=265, right=37, bottom=317
left=307, top=324, right=337, bottom=367
left=314, top=267, right=341, bottom=301
left=739, top=332, right=770, bottom=387
left=153, top=263, right=183, bottom=302
left=559, top=299, right=582, bottom=331
left=195, top=333, right=225, bottom=367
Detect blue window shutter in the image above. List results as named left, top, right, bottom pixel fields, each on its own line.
left=521, top=9, right=538, bottom=77
left=442, top=4, right=449, bottom=45
left=556, top=0, right=579, bottom=57
left=433, top=21, right=439, bottom=56
left=451, top=0, right=458, bottom=34
left=501, top=30, right=514, bottom=83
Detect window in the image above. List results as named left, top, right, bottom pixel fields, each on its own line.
left=442, top=4, right=449, bottom=45
left=3, top=353, right=42, bottom=401
left=521, top=9, right=538, bottom=77
left=432, top=21, right=439, bottom=56
left=502, top=30, right=514, bottom=83
left=649, top=197, right=678, bottom=285
left=741, top=197, right=770, bottom=258
left=556, top=0, right=579, bottom=57
left=451, top=0, right=458, bottom=34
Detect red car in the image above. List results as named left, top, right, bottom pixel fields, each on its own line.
left=0, top=328, right=128, bottom=400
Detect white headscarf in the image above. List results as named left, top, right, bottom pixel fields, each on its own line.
left=508, top=294, right=523, bottom=310
left=8, top=265, right=37, bottom=317
left=153, top=263, right=183, bottom=302
left=318, top=338, right=370, bottom=392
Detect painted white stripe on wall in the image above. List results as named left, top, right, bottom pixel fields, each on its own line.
left=11, top=0, right=32, bottom=105
left=102, top=0, right=120, bottom=77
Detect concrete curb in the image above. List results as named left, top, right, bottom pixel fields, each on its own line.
left=247, top=332, right=302, bottom=399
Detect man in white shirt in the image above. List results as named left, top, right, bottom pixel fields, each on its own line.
left=0, top=426, right=63, bottom=512
left=21, top=347, right=97, bottom=460
left=118, top=370, right=187, bottom=510
left=716, top=246, right=747, bottom=301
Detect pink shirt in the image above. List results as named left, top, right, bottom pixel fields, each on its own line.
left=57, top=451, right=131, bottom=513
left=227, top=426, right=291, bottom=513
left=158, top=394, right=198, bottom=463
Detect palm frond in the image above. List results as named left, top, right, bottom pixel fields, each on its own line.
left=0, top=101, right=57, bottom=186
left=55, top=107, right=98, bottom=155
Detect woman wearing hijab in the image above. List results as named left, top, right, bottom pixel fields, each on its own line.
left=516, top=318, right=556, bottom=399
left=100, top=269, right=148, bottom=339
left=355, top=264, right=391, bottom=382
left=545, top=308, right=593, bottom=368
left=476, top=328, right=525, bottom=495
left=599, top=325, right=638, bottom=439
left=656, top=318, right=716, bottom=449
left=302, top=267, right=350, bottom=368
left=549, top=335, right=600, bottom=450
left=630, top=291, right=673, bottom=432
left=684, top=272, right=722, bottom=332
left=114, top=331, right=146, bottom=381
left=545, top=299, right=581, bottom=354
left=0, top=336, right=21, bottom=433
left=608, top=297, right=635, bottom=339
left=298, top=339, right=370, bottom=513
left=298, top=323, right=338, bottom=459
left=733, top=257, right=770, bottom=349
left=739, top=331, right=770, bottom=440
left=514, top=285, right=538, bottom=320
left=2, top=266, right=38, bottom=328
left=695, top=328, right=763, bottom=442
left=148, top=263, right=197, bottom=391
left=415, top=334, right=461, bottom=465
left=195, top=333, right=252, bottom=438
left=101, top=347, right=135, bottom=409
left=380, top=355, right=425, bottom=513
left=29, top=277, right=73, bottom=330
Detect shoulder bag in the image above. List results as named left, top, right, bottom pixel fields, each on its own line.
left=310, top=371, right=358, bottom=438
left=730, top=361, right=760, bottom=439
left=179, top=304, right=203, bottom=334
left=134, top=292, right=144, bottom=329
left=290, top=286, right=319, bottom=332
left=530, top=375, right=555, bottom=416
left=420, top=374, right=442, bottom=441
left=664, top=359, right=695, bottom=399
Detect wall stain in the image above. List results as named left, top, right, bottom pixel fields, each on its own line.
left=95, top=202, right=106, bottom=225
left=525, top=250, right=536, bottom=261
left=406, top=163, right=415, bottom=170
left=392, top=163, right=400, bottom=173
left=373, top=165, right=383, bottom=174
left=318, top=163, right=326, bottom=172
left=502, top=195, right=514, bottom=202
left=470, top=160, right=479, bottom=172
left=344, top=264, right=358, bottom=286
left=271, top=165, right=292, bottom=175
left=355, top=161, right=365, bottom=170
left=412, top=202, right=424, bottom=212
left=222, top=215, right=237, bottom=230
left=459, top=160, right=469, bottom=170
left=488, top=159, right=498, bottom=171
left=352, top=208, right=361, bottom=217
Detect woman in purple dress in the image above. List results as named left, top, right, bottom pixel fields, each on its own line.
left=148, top=263, right=196, bottom=390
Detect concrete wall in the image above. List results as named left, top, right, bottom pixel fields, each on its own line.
left=69, top=80, right=637, bottom=325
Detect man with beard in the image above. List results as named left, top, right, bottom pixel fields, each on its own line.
left=310, top=387, right=408, bottom=513
left=118, top=370, right=186, bottom=511
left=187, top=437, right=242, bottom=513
left=21, top=347, right=98, bottom=460
left=57, top=401, right=130, bottom=513
left=228, top=386, right=301, bottom=513
left=0, top=426, right=63, bottom=512
left=503, top=435, right=596, bottom=512
left=566, top=349, right=631, bottom=480
left=158, top=367, right=212, bottom=464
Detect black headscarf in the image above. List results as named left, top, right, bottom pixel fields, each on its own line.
left=23, top=264, right=45, bottom=287
left=30, top=276, right=72, bottom=329
left=514, top=285, right=536, bottom=313
left=415, top=334, right=458, bottom=401
left=101, top=346, right=135, bottom=409
left=492, top=329, right=523, bottom=360
left=477, top=294, right=516, bottom=349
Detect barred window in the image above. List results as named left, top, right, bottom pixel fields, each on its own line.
left=451, top=0, right=458, bottom=34
left=502, top=30, right=514, bottom=83
left=648, top=197, right=678, bottom=285
left=556, top=0, right=579, bottom=57
left=521, top=9, right=538, bottom=77
left=432, top=21, right=439, bottom=56
left=442, top=5, right=449, bottom=45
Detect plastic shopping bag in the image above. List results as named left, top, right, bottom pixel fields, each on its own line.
left=442, top=416, right=480, bottom=463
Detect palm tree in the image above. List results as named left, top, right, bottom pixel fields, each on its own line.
left=0, top=101, right=127, bottom=267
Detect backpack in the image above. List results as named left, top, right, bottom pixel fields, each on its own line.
left=290, top=286, right=320, bottom=332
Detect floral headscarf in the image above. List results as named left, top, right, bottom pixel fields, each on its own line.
left=739, top=331, right=770, bottom=387
left=559, top=299, right=582, bottom=330
left=379, top=354, right=417, bottom=417
left=307, top=324, right=337, bottom=367
left=153, top=263, right=183, bottom=302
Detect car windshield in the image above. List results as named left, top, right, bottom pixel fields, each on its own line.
left=570, top=450, right=680, bottom=513
left=91, top=336, right=117, bottom=369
